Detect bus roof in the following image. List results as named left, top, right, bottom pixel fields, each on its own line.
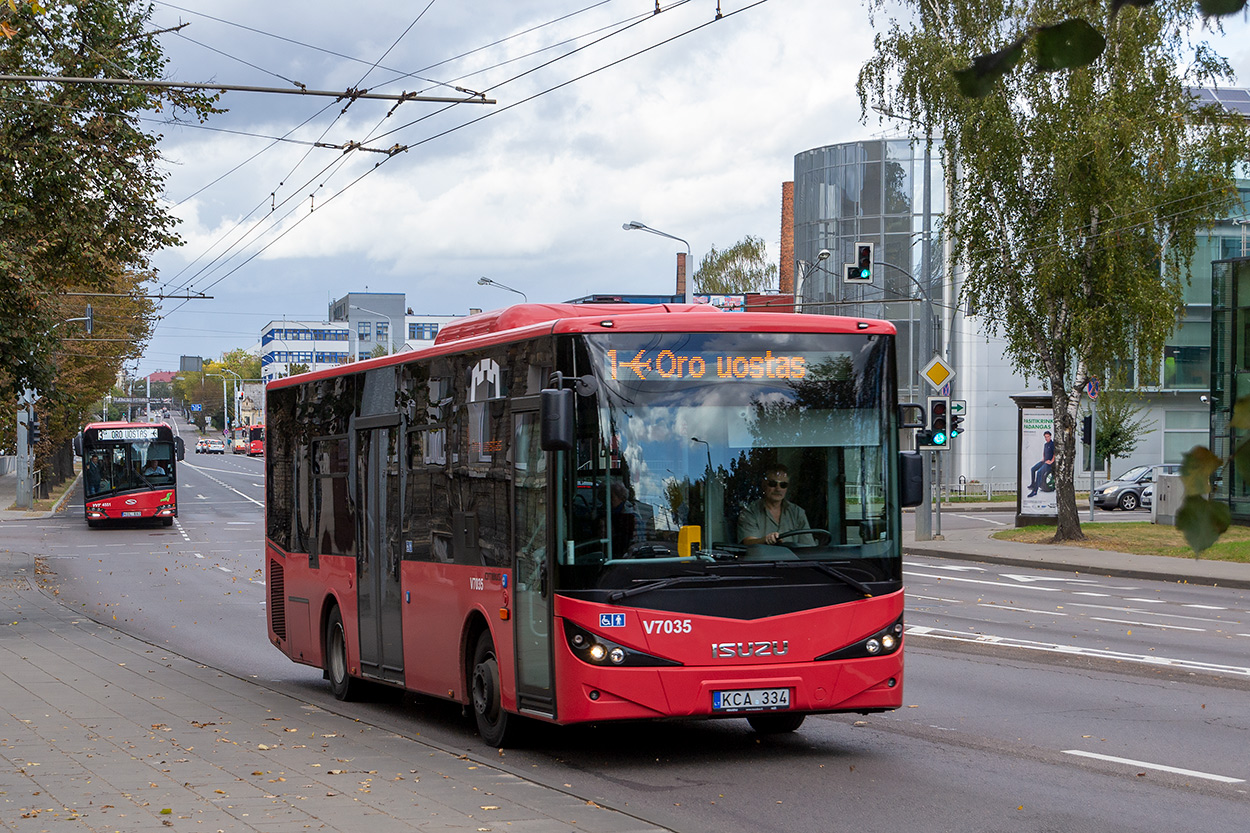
left=267, top=303, right=897, bottom=391
left=84, top=421, right=174, bottom=431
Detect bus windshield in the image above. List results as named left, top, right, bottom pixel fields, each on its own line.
left=84, top=434, right=176, bottom=497
left=559, top=331, right=901, bottom=588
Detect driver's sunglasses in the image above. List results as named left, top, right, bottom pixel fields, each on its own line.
left=765, top=479, right=789, bottom=489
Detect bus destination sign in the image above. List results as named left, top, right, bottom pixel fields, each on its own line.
left=97, top=427, right=160, bottom=441
left=606, top=349, right=810, bottom=382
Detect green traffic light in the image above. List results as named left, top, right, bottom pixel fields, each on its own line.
left=933, top=431, right=947, bottom=445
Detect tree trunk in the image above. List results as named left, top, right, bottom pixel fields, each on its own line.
left=1052, top=383, right=1086, bottom=542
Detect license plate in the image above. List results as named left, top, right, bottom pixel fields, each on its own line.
left=121, top=511, right=142, bottom=517
left=712, top=687, right=790, bottom=712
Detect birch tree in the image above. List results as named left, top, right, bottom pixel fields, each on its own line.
left=859, top=0, right=1250, bottom=541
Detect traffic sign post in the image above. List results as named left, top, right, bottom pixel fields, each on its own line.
left=921, top=356, right=955, bottom=391
left=1087, top=377, right=1098, bottom=522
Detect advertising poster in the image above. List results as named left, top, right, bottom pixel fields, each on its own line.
left=1020, top=408, right=1057, bottom=516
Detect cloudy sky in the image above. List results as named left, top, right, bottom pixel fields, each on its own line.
left=134, top=0, right=1250, bottom=376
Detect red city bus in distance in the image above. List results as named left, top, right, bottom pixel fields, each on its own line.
left=242, top=424, right=265, bottom=456
left=264, top=303, right=922, bottom=746
left=79, top=421, right=181, bottom=527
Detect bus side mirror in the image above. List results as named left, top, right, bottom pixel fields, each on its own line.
left=540, top=388, right=574, bottom=451
left=175, top=436, right=186, bottom=461
left=899, top=402, right=925, bottom=429
left=72, top=434, right=82, bottom=457
left=899, top=451, right=923, bottom=507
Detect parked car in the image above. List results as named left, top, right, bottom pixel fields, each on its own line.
left=1093, top=464, right=1179, bottom=511
left=1140, top=484, right=1153, bottom=510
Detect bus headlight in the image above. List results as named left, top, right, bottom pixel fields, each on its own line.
left=815, top=616, right=905, bottom=661
left=563, top=621, right=683, bottom=668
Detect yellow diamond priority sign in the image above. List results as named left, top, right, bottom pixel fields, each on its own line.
left=921, top=356, right=955, bottom=391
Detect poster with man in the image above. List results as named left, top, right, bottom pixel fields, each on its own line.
left=1020, top=408, right=1057, bottom=516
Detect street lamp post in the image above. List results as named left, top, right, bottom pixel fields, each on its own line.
left=349, top=304, right=395, bottom=360
left=795, top=249, right=832, bottom=310
left=477, top=276, right=528, bottom=303
left=205, top=374, right=229, bottom=433
left=221, top=368, right=243, bottom=430
left=622, top=221, right=692, bottom=302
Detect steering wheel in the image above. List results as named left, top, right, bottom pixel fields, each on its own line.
left=777, top=528, right=833, bottom=547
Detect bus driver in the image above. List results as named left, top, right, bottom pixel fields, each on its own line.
left=738, top=464, right=815, bottom=546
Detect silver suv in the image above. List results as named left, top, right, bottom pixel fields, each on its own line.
left=1093, top=464, right=1180, bottom=511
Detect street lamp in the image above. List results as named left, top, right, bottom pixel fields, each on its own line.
left=349, top=304, right=395, bottom=360
left=221, top=368, right=243, bottom=430
left=477, top=276, right=527, bottom=303
left=795, top=249, right=832, bottom=310
left=622, top=220, right=692, bottom=301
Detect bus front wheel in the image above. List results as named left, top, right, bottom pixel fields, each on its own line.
left=471, top=631, right=517, bottom=747
left=325, top=607, right=359, bottom=701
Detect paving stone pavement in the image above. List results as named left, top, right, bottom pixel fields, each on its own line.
left=0, top=566, right=666, bottom=833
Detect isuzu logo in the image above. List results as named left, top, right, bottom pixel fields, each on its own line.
left=712, top=641, right=789, bottom=659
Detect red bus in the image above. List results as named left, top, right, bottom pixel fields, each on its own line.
left=243, top=424, right=265, bottom=456
left=264, top=303, right=922, bottom=745
left=78, top=421, right=181, bottom=527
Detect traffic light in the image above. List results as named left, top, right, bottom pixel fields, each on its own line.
left=856, top=242, right=873, bottom=281
left=28, top=410, right=41, bottom=446
left=1081, top=414, right=1092, bottom=445
left=927, top=396, right=949, bottom=448
left=845, top=242, right=874, bottom=284
left=949, top=410, right=964, bottom=439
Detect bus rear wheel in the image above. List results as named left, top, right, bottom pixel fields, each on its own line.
left=325, top=607, right=359, bottom=701
left=471, top=631, right=518, bottom=747
left=747, top=712, right=806, bottom=734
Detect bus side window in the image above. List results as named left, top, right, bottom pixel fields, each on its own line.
left=403, top=430, right=434, bottom=561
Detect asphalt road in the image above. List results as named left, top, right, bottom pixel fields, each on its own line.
left=7, top=418, right=1247, bottom=832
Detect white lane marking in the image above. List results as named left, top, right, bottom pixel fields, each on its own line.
left=905, top=626, right=1250, bottom=677
left=215, top=566, right=233, bottom=573
left=903, top=571, right=1062, bottom=592
left=1001, top=574, right=1102, bottom=585
left=1065, top=603, right=1231, bottom=625
left=180, top=464, right=263, bottom=507
left=1072, top=592, right=1111, bottom=597
left=1089, top=617, right=1205, bottom=632
left=1062, top=750, right=1245, bottom=784
left=908, top=594, right=964, bottom=603
left=1184, top=604, right=1227, bottom=611
left=1126, top=598, right=1166, bottom=604
left=977, top=604, right=1067, bottom=616
left=226, top=522, right=255, bottom=525
left=904, top=562, right=988, bottom=573
left=951, top=513, right=1008, bottom=526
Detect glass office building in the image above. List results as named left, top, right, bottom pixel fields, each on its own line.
left=793, top=139, right=945, bottom=404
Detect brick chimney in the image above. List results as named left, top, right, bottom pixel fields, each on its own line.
left=676, top=252, right=687, bottom=300
left=779, top=181, right=795, bottom=293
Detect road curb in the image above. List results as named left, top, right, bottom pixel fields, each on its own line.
left=903, top=544, right=1250, bottom=591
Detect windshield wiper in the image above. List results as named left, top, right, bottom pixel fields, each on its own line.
left=607, top=573, right=768, bottom=603
left=772, top=561, right=875, bottom=598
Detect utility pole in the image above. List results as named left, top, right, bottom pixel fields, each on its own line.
left=14, top=389, right=40, bottom=510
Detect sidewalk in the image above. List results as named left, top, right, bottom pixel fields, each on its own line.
left=905, top=524, right=1250, bottom=590
left=0, top=469, right=78, bottom=522
left=0, top=559, right=665, bottom=832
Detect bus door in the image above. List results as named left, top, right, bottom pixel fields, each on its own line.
left=355, top=420, right=405, bottom=684
left=512, top=403, right=554, bottom=716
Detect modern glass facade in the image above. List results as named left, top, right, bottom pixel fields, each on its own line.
left=793, top=139, right=945, bottom=402
left=1210, top=255, right=1250, bottom=520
